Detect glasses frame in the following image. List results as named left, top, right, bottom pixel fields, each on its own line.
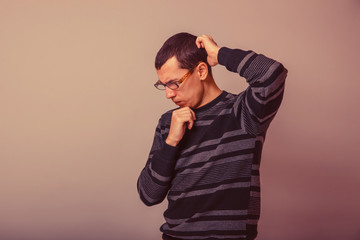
left=154, top=69, right=193, bottom=90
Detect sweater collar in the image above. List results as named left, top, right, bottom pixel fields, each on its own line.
left=193, top=91, right=227, bottom=114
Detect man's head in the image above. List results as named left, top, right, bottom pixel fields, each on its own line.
left=154, top=32, right=214, bottom=109
left=155, top=32, right=212, bottom=75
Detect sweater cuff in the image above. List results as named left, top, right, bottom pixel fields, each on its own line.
left=158, top=142, right=179, bottom=162
left=151, top=141, right=179, bottom=176
left=218, top=47, right=251, bottom=72
left=218, top=47, right=232, bottom=66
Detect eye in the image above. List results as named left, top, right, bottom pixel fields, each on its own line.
left=166, top=81, right=179, bottom=90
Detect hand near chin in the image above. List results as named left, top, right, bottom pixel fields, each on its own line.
left=166, top=107, right=196, bottom=147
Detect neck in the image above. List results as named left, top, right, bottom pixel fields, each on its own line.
left=198, top=76, right=222, bottom=108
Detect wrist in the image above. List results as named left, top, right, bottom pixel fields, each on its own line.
left=165, top=137, right=179, bottom=147
left=208, top=46, right=220, bottom=67
left=215, top=47, right=220, bottom=65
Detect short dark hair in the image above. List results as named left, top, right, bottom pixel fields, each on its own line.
left=155, top=32, right=212, bottom=75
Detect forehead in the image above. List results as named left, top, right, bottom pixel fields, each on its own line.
left=159, top=56, right=180, bottom=71
left=156, top=56, right=184, bottom=83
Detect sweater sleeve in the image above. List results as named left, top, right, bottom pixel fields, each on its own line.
left=137, top=117, right=178, bottom=206
left=218, top=47, right=288, bottom=135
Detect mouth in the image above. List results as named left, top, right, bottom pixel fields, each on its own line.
left=173, top=100, right=183, bottom=106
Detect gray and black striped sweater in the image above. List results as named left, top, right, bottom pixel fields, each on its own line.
left=138, top=47, right=287, bottom=240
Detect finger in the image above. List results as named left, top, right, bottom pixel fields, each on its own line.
left=190, top=109, right=196, bottom=120
left=182, top=107, right=196, bottom=120
left=187, top=118, right=194, bottom=130
left=195, top=36, right=203, bottom=48
left=188, top=109, right=196, bottom=130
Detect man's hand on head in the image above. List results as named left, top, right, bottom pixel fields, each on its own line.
left=195, top=35, right=221, bottom=67
left=165, top=107, right=196, bottom=147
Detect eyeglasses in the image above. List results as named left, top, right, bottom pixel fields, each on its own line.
left=154, top=70, right=192, bottom=90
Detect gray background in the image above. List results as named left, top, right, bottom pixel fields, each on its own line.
left=1, top=0, right=360, bottom=239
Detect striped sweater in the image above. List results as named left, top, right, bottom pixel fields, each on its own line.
left=137, top=47, right=287, bottom=240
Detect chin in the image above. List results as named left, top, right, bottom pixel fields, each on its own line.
left=173, top=100, right=192, bottom=108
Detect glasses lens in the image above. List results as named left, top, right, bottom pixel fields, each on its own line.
left=154, top=81, right=180, bottom=90
left=166, top=82, right=178, bottom=90
left=154, top=81, right=165, bottom=90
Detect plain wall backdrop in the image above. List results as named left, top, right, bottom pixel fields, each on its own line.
left=1, top=0, right=360, bottom=239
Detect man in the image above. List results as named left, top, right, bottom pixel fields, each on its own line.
left=137, top=32, right=287, bottom=240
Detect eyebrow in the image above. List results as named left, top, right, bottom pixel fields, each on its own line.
left=160, top=78, right=179, bottom=84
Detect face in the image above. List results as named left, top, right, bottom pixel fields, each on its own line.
left=156, top=56, right=205, bottom=109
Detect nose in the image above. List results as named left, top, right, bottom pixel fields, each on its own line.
left=165, top=87, right=176, bottom=99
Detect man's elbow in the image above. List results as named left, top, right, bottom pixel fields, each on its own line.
left=139, top=194, right=163, bottom=207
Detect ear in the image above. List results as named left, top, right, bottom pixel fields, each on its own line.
left=197, top=62, right=209, bottom=81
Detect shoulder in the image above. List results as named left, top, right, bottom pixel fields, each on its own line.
left=223, top=91, right=245, bottom=104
